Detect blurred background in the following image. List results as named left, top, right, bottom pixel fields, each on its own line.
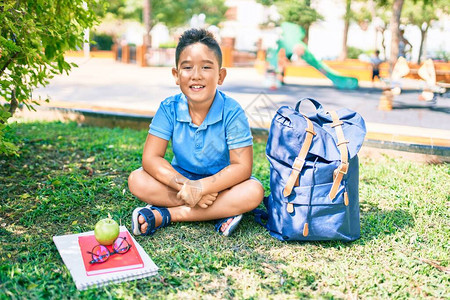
left=85, top=0, right=449, bottom=68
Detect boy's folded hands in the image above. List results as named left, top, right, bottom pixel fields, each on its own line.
left=197, top=192, right=218, bottom=208
left=177, top=180, right=218, bottom=208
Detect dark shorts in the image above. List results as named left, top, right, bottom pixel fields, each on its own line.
left=372, top=69, right=380, bottom=79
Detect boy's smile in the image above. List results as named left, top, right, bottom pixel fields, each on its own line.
left=172, top=43, right=226, bottom=106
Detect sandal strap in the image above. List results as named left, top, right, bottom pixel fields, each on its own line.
left=137, top=207, right=156, bottom=235
left=214, top=215, right=243, bottom=236
left=152, top=206, right=171, bottom=231
left=214, top=215, right=235, bottom=232
left=137, top=206, right=171, bottom=235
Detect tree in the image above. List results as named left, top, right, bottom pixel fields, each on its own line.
left=143, top=0, right=151, bottom=48
left=402, top=0, right=448, bottom=63
left=0, top=0, right=103, bottom=155
left=98, top=0, right=227, bottom=45
left=338, top=0, right=352, bottom=60
left=367, top=0, right=390, bottom=56
left=151, top=0, right=227, bottom=28
left=258, top=0, right=323, bottom=45
left=338, top=0, right=373, bottom=60
left=389, top=0, right=405, bottom=70
left=101, top=0, right=227, bottom=29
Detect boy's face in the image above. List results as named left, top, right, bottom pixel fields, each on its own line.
left=172, top=43, right=226, bottom=105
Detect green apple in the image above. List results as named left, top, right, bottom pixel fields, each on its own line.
left=94, top=217, right=119, bottom=245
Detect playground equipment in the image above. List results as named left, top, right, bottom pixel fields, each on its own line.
left=387, top=57, right=447, bottom=101
left=378, top=57, right=448, bottom=109
left=266, top=22, right=359, bottom=90
left=388, top=56, right=410, bottom=96
left=418, top=59, right=447, bottom=101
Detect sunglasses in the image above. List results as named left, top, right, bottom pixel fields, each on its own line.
left=87, top=237, right=132, bottom=264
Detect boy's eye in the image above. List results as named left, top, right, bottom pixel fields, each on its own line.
left=203, top=66, right=212, bottom=69
left=182, top=66, right=192, bottom=70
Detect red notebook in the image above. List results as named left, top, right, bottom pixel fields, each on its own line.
left=78, top=231, right=144, bottom=276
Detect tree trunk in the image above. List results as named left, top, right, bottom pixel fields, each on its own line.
left=417, top=23, right=428, bottom=64
left=339, top=0, right=351, bottom=61
left=369, top=0, right=377, bottom=50
left=389, top=0, right=404, bottom=73
left=304, top=0, right=310, bottom=45
left=381, top=28, right=387, bottom=59
left=9, top=89, right=18, bottom=118
left=0, top=52, right=18, bottom=77
left=143, top=0, right=152, bottom=49
left=303, top=24, right=309, bottom=45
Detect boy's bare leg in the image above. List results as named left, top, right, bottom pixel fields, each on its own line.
left=128, top=168, right=185, bottom=207
left=134, top=178, right=264, bottom=234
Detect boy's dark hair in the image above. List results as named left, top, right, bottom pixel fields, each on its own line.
left=175, top=28, right=222, bottom=68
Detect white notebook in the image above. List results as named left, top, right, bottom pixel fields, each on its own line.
left=53, top=226, right=158, bottom=290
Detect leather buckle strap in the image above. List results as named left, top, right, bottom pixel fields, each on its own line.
left=283, top=115, right=316, bottom=198
left=327, top=111, right=349, bottom=200
left=292, top=157, right=305, bottom=172
left=334, top=161, right=349, bottom=177
left=331, top=120, right=343, bottom=127
left=337, top=140, right=349, bottom=146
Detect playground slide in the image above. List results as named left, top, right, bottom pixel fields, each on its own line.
left=278, top=22, right=359, bottom=90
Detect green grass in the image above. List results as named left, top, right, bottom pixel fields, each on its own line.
left=1, top=121, right=449, bottom=299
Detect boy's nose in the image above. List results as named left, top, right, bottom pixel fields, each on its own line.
left=192, top=66, right=202, bottom=79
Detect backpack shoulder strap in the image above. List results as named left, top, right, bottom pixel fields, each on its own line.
left=283, top=114, right=316, bottom=199
left=328, top=111, right=349, bottom=200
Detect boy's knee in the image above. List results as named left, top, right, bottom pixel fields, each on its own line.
left=247, top=179, right=265, bottom=209
left=128, top=169, right=143, bottom=197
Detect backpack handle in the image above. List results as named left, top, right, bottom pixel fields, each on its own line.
left=295, top=98, right=323, bottom=112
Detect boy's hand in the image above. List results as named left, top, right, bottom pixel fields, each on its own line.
left=177, top=180, right=203, bottom=207
left=197, top=192, right=218, bottom=208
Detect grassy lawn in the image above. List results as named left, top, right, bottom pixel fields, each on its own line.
left=1, top=121, right=449, bottom=299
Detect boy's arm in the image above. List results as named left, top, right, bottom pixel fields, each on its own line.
left=200, top=145, right=253, bottom=194
left=142, top=134, right=188, bottom=191
left=177, top=145, right=253, bottom=206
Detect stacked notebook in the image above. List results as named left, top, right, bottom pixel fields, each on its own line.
left=53, top=226, right=158, bottom=290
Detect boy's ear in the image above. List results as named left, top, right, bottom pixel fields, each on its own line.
left=217, top=68, right=227, bottom=85
left=172, top=67, right=180, bottom=85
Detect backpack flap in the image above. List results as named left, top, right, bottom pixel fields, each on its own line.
left=305, top=107, right=366, bottom=200
left=310, top=108, right=367, bottom=160
left=267, top=106, right=340, bottom=166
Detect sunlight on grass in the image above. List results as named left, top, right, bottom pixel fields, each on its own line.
left=0, top=121, right=449, bottom=299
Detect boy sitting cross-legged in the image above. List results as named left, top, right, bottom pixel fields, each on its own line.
left=128, top=28, right=264, bottom=237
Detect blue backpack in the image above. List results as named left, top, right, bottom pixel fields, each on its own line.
left=255, top=98, right=366, bottom=241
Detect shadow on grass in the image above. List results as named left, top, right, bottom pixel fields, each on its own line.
left=243, top=205, right=414, bottom=249
left=133, top=217, right=321, bottom=298
left=0, top=121, right=421, bottom=298
left=359, top=206, right=414, bottom=243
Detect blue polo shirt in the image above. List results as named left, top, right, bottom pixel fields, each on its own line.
left=149, top=90, right=253, bottom=176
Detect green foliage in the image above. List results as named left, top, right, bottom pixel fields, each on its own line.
left=1, top=121, right=449, bottom=298
left=0, top=109, right=18, bottom=156
left=347, top=46, right=364, bottom=59
left=0, top=0, right=104, bottom=155
left=258, top=0, right=323, bottom=28
left=402, top=0, right=449, bottom=62
left=153, top=0, right=228, bottom=27
left=430, top=50, right=449, bottom=62
left=402, top=0, right=449, bottom=31
left=158, top=41, right=178, bottom=49
left=98, top=0, right=227, bottom=28
left=90, top=32, right=114, bottom=50
left=98, top=0, right=142, bottom=21
left=351, top=4, right=373, bottom=25
left=278, top=0, right=323, bottom=27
